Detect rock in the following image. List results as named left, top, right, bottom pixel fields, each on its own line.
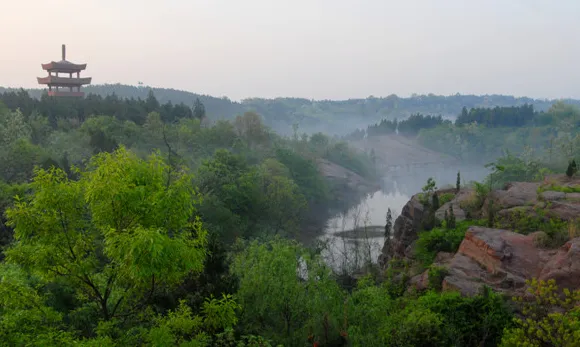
left=539, top=238, right=580, bottom=289
left=408, top=271, right=429, bottom=292
left=408, top=252, right=455, bottom=292
left=317, top=159, right=379, bottom=194
left=565, top=192, right=580, bottom=200
left=547, top=201, right=580, bottom=221
left=493, top=182, right=541, bottom=209
left=378, top=194, right=425, bottom=267
left=442, top=226, right=580, bottom=296
left=540, top=191, right=566, bottom=201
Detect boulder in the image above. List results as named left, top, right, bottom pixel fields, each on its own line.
left=493, top=182, right=541, bottom=209
left=378, top=194, right=425, bottom=267
left=442, top=227, right=580, bottom=296
left=547, top=201, right=580, bottom=221
left=540, top=191, right=566, bottom=201
left=539, top=238, right=580, bottom=289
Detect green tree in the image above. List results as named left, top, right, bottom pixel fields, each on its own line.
left=4, top=147, right=207, bottom=327
left=232, top=238, right=344, bottom=346
left=193, top=97, right=206, bottom=120
left=385, top=208, right=393, bottom=241
left=456, top=171, right=461, bottom=193
left=145, top=89, right=160, bottom=113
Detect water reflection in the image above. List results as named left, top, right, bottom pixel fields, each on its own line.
left=320, top=164, right=488, bottom=274
left=320, top=181, right=410, bottom=274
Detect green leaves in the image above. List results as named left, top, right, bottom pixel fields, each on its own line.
left=231, top=238, right=344, bottom=345
left=5, top=147, right=207, bottom=327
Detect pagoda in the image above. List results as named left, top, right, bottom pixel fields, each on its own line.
left=37, top=44, right=91, bottom=97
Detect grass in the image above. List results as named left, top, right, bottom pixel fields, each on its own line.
left=537, top=184, right=580, bottom=194
left=439, top=193, right=455, bottom=206
left=415, top=220, right=485, bottom=266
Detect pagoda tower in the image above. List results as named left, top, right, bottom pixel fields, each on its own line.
left=37, top=44, right=91, bottom=97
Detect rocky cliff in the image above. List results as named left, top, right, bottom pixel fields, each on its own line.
left=379, top=175, right=580, bottom=296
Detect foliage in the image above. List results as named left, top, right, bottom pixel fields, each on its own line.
left=439, top=192, right=455, bottom=206
left=231, top=238, right=345, bottom=346
left=427, top=266, right=448, bottom=291
left=455, top=104, right=535, bottom=128
left=415, top=221, right=480, bottom=266
left=346, top=282, right=513, bottom=347
left=501, top=279, right=580, bottom=347
left=566, top=159, right=577, bottom=177
left=4, top=147, right=207, bottom=332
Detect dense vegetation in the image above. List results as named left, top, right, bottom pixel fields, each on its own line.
left=1, top=91, right=579, bottom=346
left=3, top=85, right=580, bottom=136
left=355, top=102, right=580, bottom=168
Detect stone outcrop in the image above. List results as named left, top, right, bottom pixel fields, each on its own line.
left=378, top=194, right=424, bottom=267
left=317, top=159, right=380, bottom=194
left=379, top=188, right=470, bottom=267
left=441, top=227, right=580, bottom=296
left=382, top=175, right=580, bottom=296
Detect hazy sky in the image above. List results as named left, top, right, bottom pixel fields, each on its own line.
left=2, top=0, right=580, bottom=100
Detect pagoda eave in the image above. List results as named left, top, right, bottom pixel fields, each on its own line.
left=37, top=76, right=92, bottom=86
left=41, top=61, right=87, bottom=72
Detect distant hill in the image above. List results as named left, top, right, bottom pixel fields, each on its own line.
left=2, top=84, right=579, bottom=135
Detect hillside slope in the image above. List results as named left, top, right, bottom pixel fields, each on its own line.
left=3, top=84, right=580, bottom=136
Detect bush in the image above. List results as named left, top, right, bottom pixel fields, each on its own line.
left=500, top=279, right=580, bottom=347
left=439, top=192, right=455, bottom=206
left=415, top=221, right=481, bottom=266
left=428, top=266, right=448, bottom=291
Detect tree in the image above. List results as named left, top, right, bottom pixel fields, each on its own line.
left=432, top=192, right=440, bottom=211
left=4, top=147, right=207, bottom=326
left=447, top=205, right=456, bottom=229
left=566, top=159, right=576, bottom=177
left=385, top=208, right=393, bottom=241
left=231, top=238, right=344, bottom=346
left=193, top=97, right=206, bottom=120
left=145, top=89, right=160, bottom=112
left=422, top=177, right=437, bottom=195
left=456, top=171, right=461, bottom=193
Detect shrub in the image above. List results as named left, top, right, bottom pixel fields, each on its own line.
left=428, top=266, right=448, bottom=291
left=500, top=279, right=580, bottom=347
left=415, top=221, right=479, bottom=266
left=439, top=192, right=455, bottom=206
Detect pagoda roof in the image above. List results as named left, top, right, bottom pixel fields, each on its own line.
left=41, top=60, right=87, bottom=72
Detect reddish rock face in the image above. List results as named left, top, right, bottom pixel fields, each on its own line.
left=539, top=239, right=580, bottom=289
left=442, top=227, right=580, bottom=296
left=378, top=194, right=425, bottom=267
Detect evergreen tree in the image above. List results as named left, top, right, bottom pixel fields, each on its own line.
left=145, top=89, right=160, bottom=113
left=432, top=192, right=440, bottom=211
left=385, top=208, right=393, bottom=241
left=456, top=171, right=461, bottom=193
left=448, top=205, right=456, bottom=229
left=566, top=160, right=575, bottom=177
left=193, top=97, right=206, bottom=120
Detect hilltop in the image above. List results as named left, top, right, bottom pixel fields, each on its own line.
left=3, top=84, right=580, bottom=136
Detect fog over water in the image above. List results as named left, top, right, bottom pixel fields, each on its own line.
left=320, top=164, right=489, bottom=273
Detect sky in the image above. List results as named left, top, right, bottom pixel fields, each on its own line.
left=1, top=0, right=580, bottom=101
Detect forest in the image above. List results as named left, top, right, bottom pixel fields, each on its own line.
left=1, top=89, right=579, bottom=346
left=3, top=84, right=580, bottom=136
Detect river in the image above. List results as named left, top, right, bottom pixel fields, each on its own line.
left=319, top=164, right=488, bottom=274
